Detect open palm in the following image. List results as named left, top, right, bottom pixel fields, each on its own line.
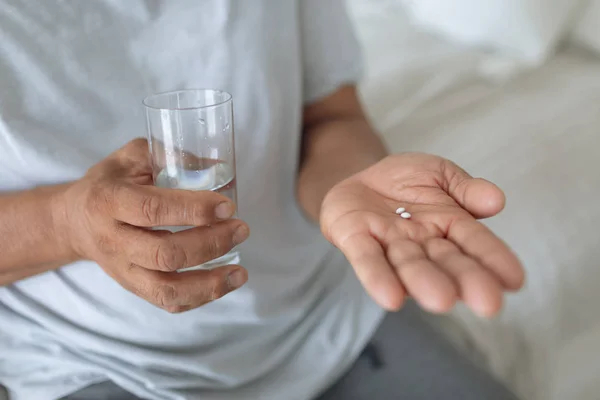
left=320, top=153, right=524, bottom=317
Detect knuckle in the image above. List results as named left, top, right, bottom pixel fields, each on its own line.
left=205, top=274, right=228, bottom=301
left=129, top=138, right=148, bottom=149
left=123, top=139, right=151, bottom=164
left=210, top=286, right=227, bottom=301
left=164, top=305, right=187, bottom=314
left=154, top=240, right=186, bottom=271
left=96, top=233, right=117, bottom=256
left=85, top=182, right=123, bottom=219
left=205, top=234, right=225, bottom=259
left=119, top=138, right=148, bottom=158
left=151, top=282, right=179, bottom=308
left=189, top=195, right=217, bottom=221
left=128, top=267, right=150, bottom=295
left=187, top=203, right=204, bottom=223
left=141, top=195, right=164, bottom=225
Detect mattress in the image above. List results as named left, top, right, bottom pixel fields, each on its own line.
left=351, top=5, right=600, bottom=400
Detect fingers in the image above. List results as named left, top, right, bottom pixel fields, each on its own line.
left=424, top=238, right=504, bottom=317
left=386, top=239, right=458, bottom=314
left=121, top=263, right=248, bottom=313
left=90, top=139, right=236, bottom=227
left=149, top=139, right=219, bottom=170
left=108, top=183, right=235, bottom=227
left=106, top=138, right=216, bottom=179
left=338, top=233, right=405, bottom=311
left=442, top=160, right=505, bottom=219
left=448, top=218, right=525, bottom=291
left=121, top=219, right=249, bottom=272
left=105, top=138, right=153, bottom=174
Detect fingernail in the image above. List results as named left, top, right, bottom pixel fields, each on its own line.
left=215, top=202, right=234, bottom=220
left=227, top=270, right=247, bottom=290
left=232, top=225, right=249, bottom=245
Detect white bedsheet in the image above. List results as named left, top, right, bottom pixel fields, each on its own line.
left=351, top=6, right=600, bottom=400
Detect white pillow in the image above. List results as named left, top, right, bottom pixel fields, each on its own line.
left=402, top=0, right=584, bottom=66
left=571, top=0, right=600, bottom=55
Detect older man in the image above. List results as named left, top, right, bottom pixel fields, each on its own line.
left=0, top=1, right=522, bottom=399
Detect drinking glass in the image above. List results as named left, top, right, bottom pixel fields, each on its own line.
left=143, top=89, right=238, bottom=271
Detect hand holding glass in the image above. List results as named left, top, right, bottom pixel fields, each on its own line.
left=143, top=89, right=239, bottom=271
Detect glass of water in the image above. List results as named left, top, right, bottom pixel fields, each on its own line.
left=143, top=89, right=238, bottom=272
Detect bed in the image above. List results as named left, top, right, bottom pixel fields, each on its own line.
left=349, top=5, right=600, bottom=399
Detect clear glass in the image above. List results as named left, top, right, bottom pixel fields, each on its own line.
left=143, top=89, right=238, bottom=272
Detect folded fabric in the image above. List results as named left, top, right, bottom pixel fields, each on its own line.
left=571, top=0, right=600, bottom=55
left=401, top=0, right=585, bottom=66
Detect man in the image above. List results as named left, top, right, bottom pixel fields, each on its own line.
left=0, top=1, right=524, bottom=399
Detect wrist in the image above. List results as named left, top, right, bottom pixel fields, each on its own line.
left=49, top=183, right=80, bottom=263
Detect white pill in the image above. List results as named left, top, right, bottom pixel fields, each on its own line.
left=395, top=207, right=406, bottom=214
left=400, top=212, right=412, bottom=219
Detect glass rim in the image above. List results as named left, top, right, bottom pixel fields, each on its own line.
left=142, top=88, right=232, bottom=111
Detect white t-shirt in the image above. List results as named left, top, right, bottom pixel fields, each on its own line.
left=0, top=1, right=384, bottom=399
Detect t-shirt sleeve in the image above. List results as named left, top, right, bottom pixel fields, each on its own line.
left=299, top=0, right=364, bottom=104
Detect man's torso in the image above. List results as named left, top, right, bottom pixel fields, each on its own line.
left=0, top=2, right=383, bottom=399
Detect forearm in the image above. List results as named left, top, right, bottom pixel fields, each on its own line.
left=298, top=116, right=388, bottom=221
left=0, top=184, right=77, bottom=285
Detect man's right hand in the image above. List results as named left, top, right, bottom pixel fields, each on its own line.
left=54, top=138, right=249, bottom=313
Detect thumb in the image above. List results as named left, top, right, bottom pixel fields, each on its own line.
left=443, top=160, right=505, bottom=219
